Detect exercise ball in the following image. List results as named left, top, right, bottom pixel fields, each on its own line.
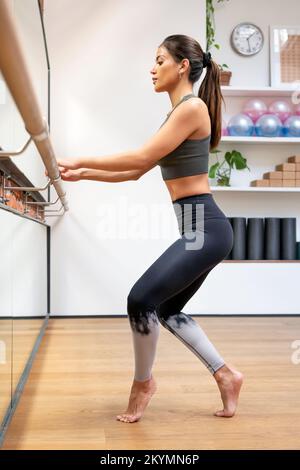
left=255, top=114, right=283, bottom=137
left=268, top=100, right=293, bottom=123
left=295, top=104, right=300, bottom=116
left=222, top=126, right=228, bottom=136
left=283, top=115, right=300, bottom=137
left=243, top=99, right=268, bottom=123
left=222, top=119, right=228, bottom=136
left=227, top=113, right=254, bottom=136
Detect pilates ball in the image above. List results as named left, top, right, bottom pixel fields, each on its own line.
left=268, top=100, right=293, bottom=123
left=255, top=114, right=283, bottom=137
left=227, top=113, right=254, bottom=136
left=283, top=115, right=300, bottom=137
left=295, top=104, right=300, bottom=116
left=222, top=118, right=228, bottom=136
left=243, top=99, right=268, bottom=123
left=222, top=127, right=228, bottom=136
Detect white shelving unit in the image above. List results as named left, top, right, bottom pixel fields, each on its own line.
left=216, top=85, right=300, bottom=193
left=223, top=260, right=300, bottom=263
left=220, top=85, right=300, bottom=145
left=221, top=85, right=299, bottom=97
left=211, top=186, right=300, bottom=192
left=212, top=85, right=300, bottom=269
left=221, top=136, right=300, bottom=144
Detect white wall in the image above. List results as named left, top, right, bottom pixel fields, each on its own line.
left=46, top=0, right=208, bottom=316
left=0, top=210, right=47, bottom=317
left=212, top=0, right=300, bottom=86
left=46, top=0, right=300, bottom=316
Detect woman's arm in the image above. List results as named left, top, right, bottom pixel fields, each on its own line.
left=80, top=168, right=143, bottom=182
left=56, top=101, right=203, bottom=172
left=52, top=163, right=157, bottom=183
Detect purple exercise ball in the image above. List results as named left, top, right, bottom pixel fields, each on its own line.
left=243, top=99, right=268, bottom=123
left=268, top=100, right=293, bottom=123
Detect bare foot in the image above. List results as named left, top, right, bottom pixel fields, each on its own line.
left=213, top=364, right=243, bottom=417
left=116, top=375, right=157, bottom=423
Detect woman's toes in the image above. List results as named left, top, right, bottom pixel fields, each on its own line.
left=214, top=409, right=233, bottom=418
left=128, top=415, right=137, bottom=423
left=117, top=414, right=127, bottom=422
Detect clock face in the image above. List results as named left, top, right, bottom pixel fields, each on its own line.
left=231, top=22, right=264, bottom=56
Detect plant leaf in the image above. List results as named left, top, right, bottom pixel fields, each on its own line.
left=231, top=150, right=248, bottom=170
left=224, top=151, right=233, bottom=166
left=209, top=162, right=220, bottom=178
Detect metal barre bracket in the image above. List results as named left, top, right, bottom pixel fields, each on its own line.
left=43, top=204, right=64, bottom=213
left=41, top=204, right=67, bottom=218
left=0, top=136, right=32, bottom=158
left=0, top=117, right=49, bottom=158
left=42, top=213, right=65, bottom=218
left=4, top=175, right=53, bottom=192
left=25, top=194, right=61, bottom=206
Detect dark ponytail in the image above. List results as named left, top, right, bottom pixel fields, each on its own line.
left=160, top=34, right=224, bottom=151
left=198, top=58, right=224, bottom=150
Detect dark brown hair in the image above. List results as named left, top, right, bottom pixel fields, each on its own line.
left=159, top=34, right=224, bottom=150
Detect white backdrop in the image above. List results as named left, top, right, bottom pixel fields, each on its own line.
left=45, top=0, right=300, bottom=315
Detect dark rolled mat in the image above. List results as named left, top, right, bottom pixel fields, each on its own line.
left=230, top=217, right=247, bottom=260
left=247, top=218, right=264, bottom=260
left=296, top=241, right=300, bottom=260
left=224, top=217, right=232, bottom=259
left=280, top=218, right=297, bottom=260
left=264, top=217, right=280, bottom=260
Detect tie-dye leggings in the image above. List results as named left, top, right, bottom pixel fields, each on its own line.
left=127, top=193, right=233, bottom=381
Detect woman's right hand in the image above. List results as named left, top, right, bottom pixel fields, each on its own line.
left=44, top=158, right=81, bottom=178
left=44, top=166, right=82, bottom=181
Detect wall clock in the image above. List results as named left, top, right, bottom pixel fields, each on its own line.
left=231, top=22, right=264, bottom=56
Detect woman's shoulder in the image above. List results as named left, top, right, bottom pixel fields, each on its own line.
left=180, top=96, right=209, bottom=120
left=189, top=96, right=208, bottom=110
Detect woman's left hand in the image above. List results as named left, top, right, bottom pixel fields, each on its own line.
left=56, top=158, right=81, bottom=170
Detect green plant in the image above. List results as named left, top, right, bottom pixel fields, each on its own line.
left=209, top=149, right=251, bottom=186
left=206, top=0, right=229, bottom=52
left=218, top=63, right=229, bottom=72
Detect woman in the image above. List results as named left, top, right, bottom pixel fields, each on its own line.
left=55, top=34, right=243, bottom=424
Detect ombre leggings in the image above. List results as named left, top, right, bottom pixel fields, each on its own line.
left=127, top=193, right=233, bottom=381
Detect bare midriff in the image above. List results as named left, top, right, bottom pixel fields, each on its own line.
left=165, top=172, right=212, bottom=202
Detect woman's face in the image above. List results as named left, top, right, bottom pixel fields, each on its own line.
left=150, top=46, right=182, bottom=92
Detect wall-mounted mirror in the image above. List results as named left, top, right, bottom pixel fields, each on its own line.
left=0, top=210, right=13, bottom=423
left=0, top=0, right=49, bottom=428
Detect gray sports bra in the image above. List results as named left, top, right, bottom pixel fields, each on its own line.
left=156, top=93, right=211, bottom=181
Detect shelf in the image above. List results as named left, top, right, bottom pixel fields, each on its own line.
left=221, top=86, right=299, bottom=97
left=223, top=260, right=300, bottom=263
left=221, top=136, right=300, bottom=144
left=211, top=186, right=300, bottom=192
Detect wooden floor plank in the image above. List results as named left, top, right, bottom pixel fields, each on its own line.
left=2, top=317, right=300, bottom=450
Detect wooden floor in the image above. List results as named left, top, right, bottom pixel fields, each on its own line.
left=2, top=316, right=300, bottom=450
